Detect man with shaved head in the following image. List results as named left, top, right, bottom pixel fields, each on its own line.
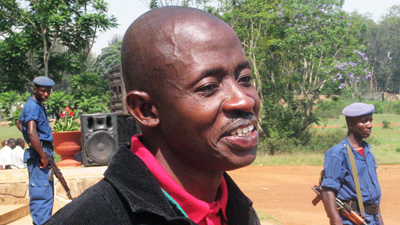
left=47, top=6, right=261, bottom=225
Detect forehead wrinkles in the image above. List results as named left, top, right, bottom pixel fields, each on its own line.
left=161, top=19, right=236, bottom=79
left=124, top=7, right=240, bottom=101
left=153, top=21, right=211, bottom=94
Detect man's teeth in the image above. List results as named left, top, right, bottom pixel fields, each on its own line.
left=230, top=125, right=255, bottom=137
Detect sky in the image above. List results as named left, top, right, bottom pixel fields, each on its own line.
left=91, top=0, right=399, bottom=55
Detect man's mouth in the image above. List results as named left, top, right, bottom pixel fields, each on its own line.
left=230, top=124, right=255, bottom=137
left=222, top=123, right=259, bottom=150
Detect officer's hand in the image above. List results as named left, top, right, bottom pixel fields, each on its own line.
left=39, top=156, right=49, bottom=169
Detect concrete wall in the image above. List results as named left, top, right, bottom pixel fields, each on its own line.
left=0, top=166, right=107, bottom=212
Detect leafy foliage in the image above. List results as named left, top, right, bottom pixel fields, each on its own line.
left=46, top=91, right=73, bottom=120
left=46, top=72, right=110, bottom=120
left=90, top=41, right=121, bottom=81
left=53, top=107, right=80, bottom=132
left=69, top=72, right=109, bottom=101
left=364, top=5, right=400, bottom=93
left=219, top=0, right=371, bottom=146
left=0, top=0, right=118, bottom=89
left=382, top=120, right=391, bottom=129
left=0, top=91, right=30, bottom=125
left=77, top=95, right=109, bottom=115
left=68, top=72, right=110, bottom=114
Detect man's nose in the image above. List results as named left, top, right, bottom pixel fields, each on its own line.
left=222, top=84, right=255, bottom=114
left=367, top=121, right=373, bottom=128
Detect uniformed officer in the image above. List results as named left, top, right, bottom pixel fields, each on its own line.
left=321, top=103, right=384, bottom=225
left=20, top=76, right=55, bottom=225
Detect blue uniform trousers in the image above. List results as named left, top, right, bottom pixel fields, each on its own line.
left=25, top=147, right=54, bottom=225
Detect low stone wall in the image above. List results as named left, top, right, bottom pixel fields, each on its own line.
left=0, top=166, right=107, bottom=212
left=0, top=169, right=29, bottom=205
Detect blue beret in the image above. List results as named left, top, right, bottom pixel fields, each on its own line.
left=342, top=103, right=375, bottom=117
left=33, top=76, right=54, bottom=87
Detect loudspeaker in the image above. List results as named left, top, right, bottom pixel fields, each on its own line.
left=117, top=115, right=141, bottom=147
left=81, top=113, right=118, bottom=167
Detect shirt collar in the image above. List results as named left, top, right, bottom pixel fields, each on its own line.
left=343, top=138, right=371, bottom=150
left=130, top=135, right=228, bottom=224
left=28, top=97, right=45, bottom=108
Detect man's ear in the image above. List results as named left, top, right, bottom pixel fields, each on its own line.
left=126, top=91, right=160, bottom=127
left=346, top=118, right=354, bottom=130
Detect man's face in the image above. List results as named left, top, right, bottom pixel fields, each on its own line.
left=8, top=140, right=16, bottom=149
left=18, top=141, right=25, bottom=148
left=154, top=21, right=260, bottom=172
left=34, top=86, right=52, bottom=103
left=349, top=114, right=373, bottom=139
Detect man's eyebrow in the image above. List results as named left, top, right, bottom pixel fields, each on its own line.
left=200, top=61, right=251, bottom=78
left=200, top=67, right=226, bottom=78
left=234, top=61, right=251, bottom=75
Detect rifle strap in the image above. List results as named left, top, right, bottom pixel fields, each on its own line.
left=347, top=144, right=366, bottom=218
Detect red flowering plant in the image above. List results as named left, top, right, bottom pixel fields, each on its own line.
left=53, top=107, right=80, bottom=132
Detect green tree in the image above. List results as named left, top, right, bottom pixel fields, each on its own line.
left=91, top=39, right=122, bottom=81
left=221, top=0, right=370, bottom=145
left=267, top=0, right=369, bottom=139
left=365, top=5, right=400, bottom=93
left=0, top=91, right=30, bottom=125
left=0, top=0, right=117, bottom=90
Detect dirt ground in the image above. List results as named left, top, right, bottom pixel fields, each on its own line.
left=228, top=165, right=400, bottom=225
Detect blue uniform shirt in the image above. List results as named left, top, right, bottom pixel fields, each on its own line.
left=20, top=97, right=53, bottom=144
left=321, top=138, right=381, bottom=205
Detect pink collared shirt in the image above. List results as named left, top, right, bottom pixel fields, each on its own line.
left=130, top=135, right=228, bottom=225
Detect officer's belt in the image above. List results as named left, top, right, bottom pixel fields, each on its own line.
left=343, top=200, right=379, bottom=215
left=40, top=140, right=54, bottom=150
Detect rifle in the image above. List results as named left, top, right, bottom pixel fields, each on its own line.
left=46, top=153, right=74, bottom=200
left=312, top=186, right=367, bottom=225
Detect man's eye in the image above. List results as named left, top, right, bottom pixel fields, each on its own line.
left=238, top=75, right=252, bottom=84
left=196, top=84, right=219, bottom=93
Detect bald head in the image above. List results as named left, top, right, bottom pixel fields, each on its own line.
left=121, top=6, right=238, bottom=95
left=16, top=138, right=25, bottom=148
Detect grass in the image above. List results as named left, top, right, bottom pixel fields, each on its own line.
left=254, top=113, right=400, bottom=166
left=317, top=114, right=400, bottom=128
left=0, top=124, right=63, bottom=162
left=256, top=210, right=280, bottom=224
left=0, top=124, right=23, bottom=141
left=254, top=151, right=325, bottom=166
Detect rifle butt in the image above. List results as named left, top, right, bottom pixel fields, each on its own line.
left=312, top=195, right=321, bottom=206
left=349, top=211, right=368, bottom=225
left=339, top=209, right=367, bottom=225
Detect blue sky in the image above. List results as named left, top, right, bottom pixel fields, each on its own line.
left=91, top=0, right=399, bottom=55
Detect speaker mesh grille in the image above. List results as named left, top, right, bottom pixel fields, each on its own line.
left=84, top=131, right=117, bottom=164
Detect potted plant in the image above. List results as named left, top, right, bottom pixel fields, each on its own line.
left=52, top=107, right=82, bottom=167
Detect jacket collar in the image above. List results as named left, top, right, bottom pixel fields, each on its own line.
left=104, top=146, right=179, bottom=218
left=104, top=145, right=255, bottom=224
left=341, top=138, right=371, bottom=151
